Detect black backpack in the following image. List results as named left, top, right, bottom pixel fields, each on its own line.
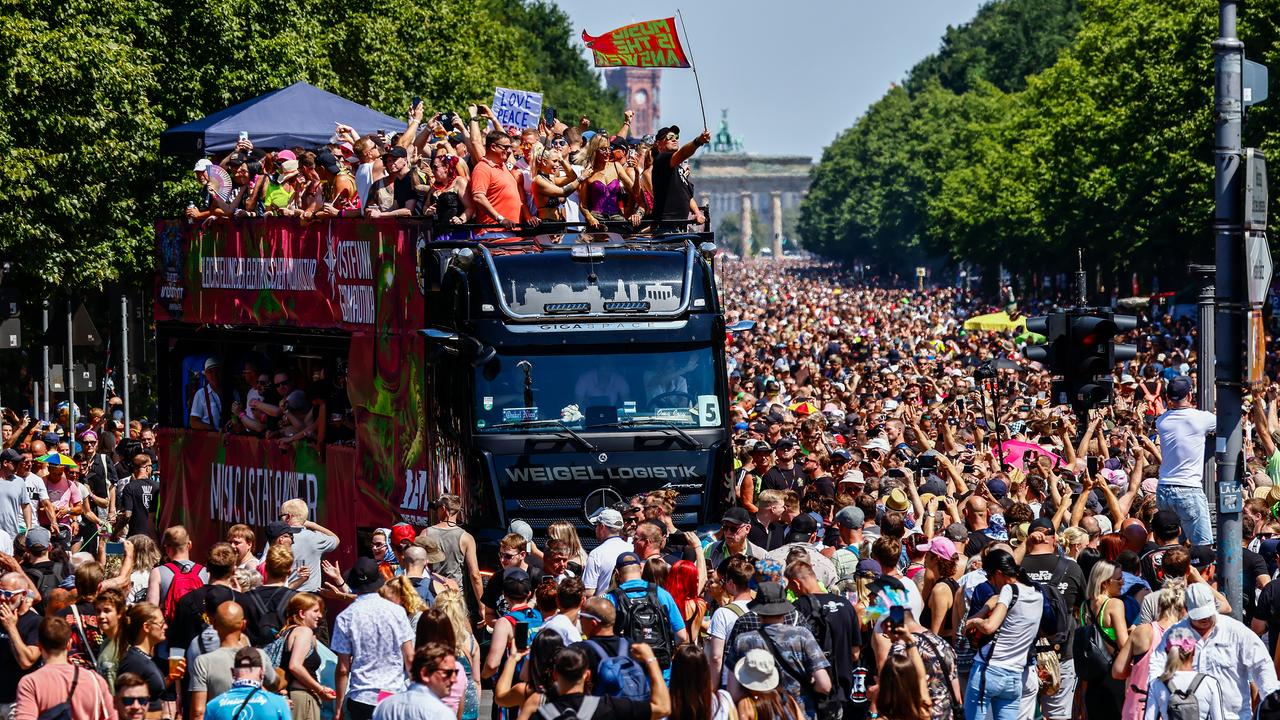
left=609, top=584, right=675, bottom=669
left=245, top=586, right=296, bottom=646
left=27, top=562, right=64, bottom=613
left=790, top=596, right=845, bottom=717
left=1035, top=557, right=1073, bottom=650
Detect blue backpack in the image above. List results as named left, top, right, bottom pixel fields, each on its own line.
left=585, top=638, right=649, bottom=702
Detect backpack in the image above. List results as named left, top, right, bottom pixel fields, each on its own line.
left=1033, top=558, right=1073, bottom=650
left=1120, top=583, right=1144, bottom=627
left=1257, top=686, right=1280, bottom=720
left=1071, top=601, right=1116, bottom=682
left=245, top=586, right=296, bottom=646
left=609, top=584, right=675, bottom=669
left=791, top=596, right=845, bottom=717
left=584, top=638, right=649, bottom=702
left=1165, top=673, right=1206, bottom=720
left=27, top=562, right=64, bottom=613
left=537, top=697, right=599, bottom=720
left=161, top=561, right=205, bottom=621
left=263, top=627, right=292, bottom=669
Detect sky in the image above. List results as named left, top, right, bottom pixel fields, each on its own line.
left=552, top=0, right=991, bottom=159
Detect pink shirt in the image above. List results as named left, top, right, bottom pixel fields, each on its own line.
left=1122, top=621, right=1165, bottom=720
left=16, top=662, right=117, bottom=720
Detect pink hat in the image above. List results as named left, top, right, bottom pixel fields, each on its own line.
left=79, top=429, right=98, bottom=442
left=916, top=536, right=957, bottom=561
left=275, top=150, right=297, bottom=162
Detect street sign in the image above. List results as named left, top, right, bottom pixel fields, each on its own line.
left=49, top=365, right=64, bottom=393
left=0, top=319, right=19, bottom=349
left=1245, top=148, right=1268, bottom=231
left=1248, top=308, right=1266, bottom=387
left=1246, top=231, right=1273, bottom=303
left=1245, top=59, right=1269, bottom=107
left=72, top=304, right=100, bottom=347
left=1219, top=480, right=1243, bottom=513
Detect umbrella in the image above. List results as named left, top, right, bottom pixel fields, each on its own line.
left=204, top=164, right=232, bottom=201
left=789, top=401, right=819, bottom=416
left=999, top=439, right=1061, bottom=470
left=963, top=311, right=1027, bottom=333
left=37, top=453, right=78, bottom=468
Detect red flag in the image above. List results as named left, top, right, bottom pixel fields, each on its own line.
left=582, top=18, right=691, bottom=68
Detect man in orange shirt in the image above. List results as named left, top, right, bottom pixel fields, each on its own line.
left=470, top=131, right=539, bottom=233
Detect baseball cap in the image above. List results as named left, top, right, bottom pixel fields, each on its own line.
left=1189, top=545, right=1216, bottom=570
left=345, top=557, right=385, bottom=594
left=831, top=449, right=853, bottom=463
left=835, top=506, right=865, bottom=529
left=655, top=125, right=681, bottom=141
left=916, top=536, right=958, bottom=561
left=193, top=158, right=213, bottom=173
left=839, top=469, right=865, bottom=486
left=1166, top=375, right=1193, bottom=401
left=943, top=522, right=968, bottom=543
left=265, top=520, right=300, bottom=543
left=1152, top=509, right=1182, bottom=536
left=588, top=507, right=624, bottom=530
left=233, top=646, right=263, bottom=669
left=1185, top=583, right=1217, bottom=620
left=614, top=551, right=643, bottom=569
left=508, top=520, right=534, bottom=542
left=986, top=478, right=1009, bottom=500
left=722, top=507, right=751, bottom=527
left=0, top=448, right=22, bottom=464
left=385, top=146, right=408, bottom=160
left=204, top=357, right=221, bottom=371
left=24, top=526, right=51, bottom=550
left=1029, top=517, right=1056, bottom=534
left=502, top=568, right=532, bottom=597
left=390, top=524, right=417, bottom=547
left=789, top=514, right=819, bottom=536
left=777, top=437, right=798, bottom=450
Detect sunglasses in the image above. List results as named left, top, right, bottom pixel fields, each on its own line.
left=490, top=143, right=513, bottom=152
left=119, top=697, right=150, bottom=707
left=433, top=666, right=461, bottom=678
left=0, top=589, right=24, bottom=600
left=499, top=551, right=522, bottom=561
left=551, top=139, right=568, bottom=147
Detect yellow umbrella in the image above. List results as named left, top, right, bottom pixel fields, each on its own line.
left=963, top=311, right=1027, bottom=333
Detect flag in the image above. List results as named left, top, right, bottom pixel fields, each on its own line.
left=582, top=18, right=691, bottom=68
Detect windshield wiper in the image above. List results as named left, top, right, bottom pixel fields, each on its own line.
left=484, top=419, right=600, bottom=454
left=588, top=418, right=703, bottom=449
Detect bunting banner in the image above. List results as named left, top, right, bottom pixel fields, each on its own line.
left=582, top=18, right=691, bottom=68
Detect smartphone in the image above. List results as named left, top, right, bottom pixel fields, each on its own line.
left=956, top=398, right=965, bottom=413
left=238, top=131, right=249, bottom=142
left=888, top=605, right=905, bottom=626
left=105, top=542, right=125, bottom=556
left=544, top=106, right=556, bottom=126
left=514, top=621, right=530, bottom=651
left=411, top=96, right=422, bottom=111
left=1086, top=456, right=1100, bottom=476
left=440, top=112, right=456, bottom=130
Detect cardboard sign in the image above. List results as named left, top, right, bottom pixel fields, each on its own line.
left=492, top=87, right=543, bottom=130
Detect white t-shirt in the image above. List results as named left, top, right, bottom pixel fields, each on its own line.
left=581, top=536, right=632, bottom=595
left=1156, top=408, right=1217, bottom=488
left=982, top=582, right=1043, bottom=671
left=24, top=473, right=47, bottom=511
left=541, top=613, right=583, bottom=644
left=355, top=162, right=375, bottom=211
left=707, top=600, right=750, bottom=641
left=291, top=527, right=338, bottom=592
left=1145, top=671, right=1227, bottom=720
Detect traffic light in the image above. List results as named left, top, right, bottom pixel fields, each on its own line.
left=1064, top=312, right=1139, bottom=412
left=1025, top=310, right=1137, bottom=413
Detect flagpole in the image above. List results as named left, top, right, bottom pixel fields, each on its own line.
left=676, top=9, right=708, bottom=131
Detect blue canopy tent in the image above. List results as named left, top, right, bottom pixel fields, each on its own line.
left=160, top=81, right=407, bottom=155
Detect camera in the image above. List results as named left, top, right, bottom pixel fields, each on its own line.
left=975, top=361, right=998, bottom=380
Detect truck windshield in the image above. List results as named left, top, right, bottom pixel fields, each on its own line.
left=474, top=347, right=720, bottom=432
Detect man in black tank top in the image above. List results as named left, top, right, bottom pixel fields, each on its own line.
left=1019, top=518, right=1086, bottom=720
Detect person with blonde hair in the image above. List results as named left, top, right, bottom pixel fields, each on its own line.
left=279, top=593, right=335, bottom=720
left=380, top=576, right=428, bottom=626
left=1083, top=559, right=1128, bottom=716
left=1115, top=578, right=1186, bottom=720
left=1060, top=527, right=1090, bottom=559
left=279, top=498, right=338, bottom=593
left=545, top=521, right=586, bottom=570
left=432, top=587, right=480, bottom=710
left=1143, top=626, right=1227, bottom=720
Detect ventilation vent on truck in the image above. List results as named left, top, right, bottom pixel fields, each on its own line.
left=543, top=302, right=592, bottom=314
left=603, top=301, right=650, bottom=313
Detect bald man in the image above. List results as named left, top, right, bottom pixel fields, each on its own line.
left=1120, top=519, right=1152, bottom=555
left=189, top=601, right=279, bottom=720
left=963, top=497, right=993, bottom=557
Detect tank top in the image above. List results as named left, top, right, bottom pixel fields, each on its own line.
left=281, top=627, right=322, bottom=692
left=427, top=525, right=466, bottom=583
left=1121, top=621, right=1165, bottom=720
left=919, top=577, right=959, bottom=639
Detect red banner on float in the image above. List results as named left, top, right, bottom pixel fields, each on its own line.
left=156, top=430, right=374, bottom=567
left=155, top=219, right=423, bottom=330
left=582, top=18, right=691, bottom=68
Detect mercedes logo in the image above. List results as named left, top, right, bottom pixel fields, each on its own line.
left=583, top=487, right=623, bottom=521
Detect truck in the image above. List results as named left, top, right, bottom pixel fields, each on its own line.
left=152, top=218, right=742, bottom=560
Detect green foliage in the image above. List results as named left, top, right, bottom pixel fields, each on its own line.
left=2, top=0, right=620, bottom=290
left=803, top=0, right=1279, bottom=279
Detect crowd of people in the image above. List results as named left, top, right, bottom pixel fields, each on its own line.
left=184, top=105, right=710, bottom=233
left=9, top=199, right=1280, bottom=720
